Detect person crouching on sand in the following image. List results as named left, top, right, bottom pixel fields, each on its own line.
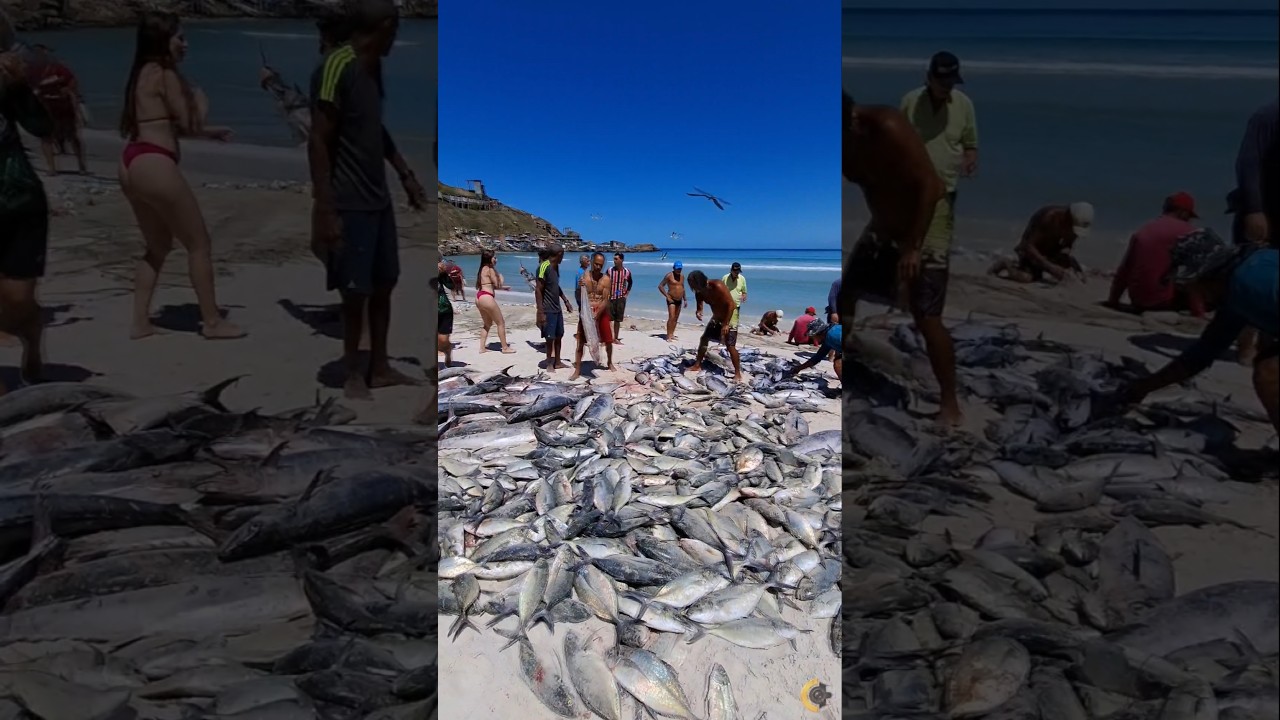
left=1103, top=192, right=1204, bottom=316
left=787, top=307, right=817, bottom=345
left=658, top=261, right=687, bottom=342
left=988, top=202, right=1094, bottom=284
left=119, top=11, right=245, bottom=340
left=570, top=252, right=615, bottom=380
left=686, top=270, right=744, bottom=383
left=752, top=309, right=783, bottom=336
left=784, top=318, right=842, bottom=380
left=1113, top=244, right=1278, bottom=431
left=842, top=90, right=962, bottom=427
left=535, top=245, right=574, bottom=372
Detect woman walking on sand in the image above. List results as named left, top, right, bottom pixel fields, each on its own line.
left=118, top=11, right=244, bottom=340
left=475, top=250, right=515, bottom=353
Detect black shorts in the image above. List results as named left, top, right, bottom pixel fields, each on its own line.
left=609, top=297, right=627, bottom=321
left=542, top=312, right=565, bottom=340
left=327, top=208, right=400, bottom=294
left=847, top=233, right=949, bottom=318
left=1017, top=250, right=1082, bottom=282
left=438, top=311, right=453, bottom=335
left=0, top=210, right=49, bottom=280
left=702, top=320, right=738, bottom=348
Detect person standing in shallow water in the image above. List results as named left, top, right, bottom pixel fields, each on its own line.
left=118, top=10, right=245, bottom=340
left=308, top=0, right=426, bottom=399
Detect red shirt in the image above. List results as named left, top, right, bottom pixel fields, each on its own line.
left=1110, top=215, right=1197, bottom=310
left=788, top=313, right=818, bottom=345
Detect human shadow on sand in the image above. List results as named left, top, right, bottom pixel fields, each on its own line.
left=1129, top=332, right=1235, bottom=363
left=278, top=300, right=344, bottom=340
left=0, top=363, right=99, bottom=388
left=152, top=304, right=238, bottom=335
left=316, top=354, right=424, bottom=390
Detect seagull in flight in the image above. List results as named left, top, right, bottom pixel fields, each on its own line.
left=687, top=187, right=730, bottom=211
left=590, top=213, right=602, bottom=221
left=670, top=231, right=682, bottom=242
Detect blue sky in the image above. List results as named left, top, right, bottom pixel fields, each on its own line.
left=440, top=1, right=840, bottom=250
left=842, top=1, right=1274, bottom=9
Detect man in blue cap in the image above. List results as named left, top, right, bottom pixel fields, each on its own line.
left=658, top=260, right=687, bottom=342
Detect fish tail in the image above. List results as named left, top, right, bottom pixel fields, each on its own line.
left=201, top=374, right=248, bottom=412
left=485, top=611, right=515, bottom=628
left=180, top=507, right=224, bottom=544
left=449, top=612, right=480, bottom=642
left=684, top=622, right=706, bottom=645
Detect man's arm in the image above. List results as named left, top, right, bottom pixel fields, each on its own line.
left=307, top=66, right=340, bottom=208
left=1107, top=237, right=1137, bottom=305
left=961, top=98, right=979, bottom=159
left=1131, top=309, right=1248, bottom=398
left=658, top=273, right=671, bottom=300
left=381, top=126, right=414, bottom=180
left=625, top=271, right=633, bottom=295
left=1020, top=222, right=1065, bottom=278
left=534, top=278, right=545, bottom=313
left=1235, top=105, right=1276, bottom=217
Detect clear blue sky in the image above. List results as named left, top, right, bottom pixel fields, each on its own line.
left=440, top=1, right=840, bottom=250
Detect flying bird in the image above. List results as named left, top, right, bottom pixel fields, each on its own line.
left=670, top=231, right=682, bottom=242
left=590, top=213, right=602, bottom=221
left=687, top=187, right=730, bottom=211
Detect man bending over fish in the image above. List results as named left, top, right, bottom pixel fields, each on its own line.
left=988, top=202, right=1093, bottom=284
left=686, top=270, right=744, bottom=383
left=783, top=319, right=842, bottom=380
left=842, top=91, right=962, bottom=426
left=1119, top=244, right=1279, bottom=431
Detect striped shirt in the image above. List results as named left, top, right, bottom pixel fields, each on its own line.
left=607, top=266, right=632, bottom=300
left=308, top=44, right=389, bottom=211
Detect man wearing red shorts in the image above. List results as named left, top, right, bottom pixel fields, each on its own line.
left=569, top=252, right=615, bottom=379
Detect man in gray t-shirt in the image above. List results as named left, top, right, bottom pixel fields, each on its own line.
left=536, top=246, right=574, bottom=372
left=308, top=0, right=426, bottom=400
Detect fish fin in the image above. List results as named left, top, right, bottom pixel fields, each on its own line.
left=492, top=624, right=526, bottom=652
left=179, top=507, right=224, bottom=544
left=297, top=469, right=331, bottom=505
left=622, top=591, right=652, bottom=623
left=448, top=612, right=480, bottom=642
left=684, top=623, right=706, bottom=645
left=200, top=374, right=247, bottom=412
left=259, top=440, right=290, bottom=468
left=485, top=611, right=515, bottom=628
left=530, top=607, right=557, bottom=635
left=73, top=406, right=118, bottom=439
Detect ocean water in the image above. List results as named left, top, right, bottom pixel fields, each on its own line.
left=23, top=18, right=436, bottom=165
left=842, top=8, right=1279, bottom=265
left=443, top=248, right=841, bottom=325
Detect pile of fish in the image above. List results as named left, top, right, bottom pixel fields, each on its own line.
left=0, top=378, right=437, bottom=720
left=838, top=318, right=1279, bottom=718
left=437, top=345, right=842, bottom=719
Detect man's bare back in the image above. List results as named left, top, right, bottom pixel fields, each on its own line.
left=844, top=103, right=944, bottom=245
left=699, top=280, right=735, bottom=324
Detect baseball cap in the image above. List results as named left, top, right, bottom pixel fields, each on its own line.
left=1069, top=202, right=1094, bottom=239
left=1164, top=191, right=1199, bottom=219
left=928, top=51, right=964, bottom=84
left=806, top=319, right=829, bottom=337
left=730, top=262, right=742, bottom=272
left=775, top=309, right=784, bottom=318
left=673, top=261, right=683, bottom=269
left=805, top=306, right=816, bottom=316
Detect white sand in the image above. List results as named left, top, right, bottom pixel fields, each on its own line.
left=438, top=302, right=841, bottom=719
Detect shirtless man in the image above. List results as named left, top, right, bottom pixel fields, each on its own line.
left=752, top=309, right=783, bottom=335
left=657, top=260, right=687, bottom=341
left=686, top=270, right=744, bottom=382
left=842, top=91, right=962, bottom=426
left=988, top=203, right=1093, bottom=283
left=569, top=251, right=614, bottom=379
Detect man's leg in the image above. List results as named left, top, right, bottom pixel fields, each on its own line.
left=340, top=290, right=370, bottom=399
left=915, top=194, right=962, bottom=427
left=1254, top=343, right=1278, bottom=432
left=833, top=354, right=843, bottom=381
left=689, top=323, right=713, bottom=372
left=568, top=327, right=585, bottom=380
left=1238, top=328, right=1259, bottom=365
left=727, top=329, right=742, bottom=381
left=612, top=299, right=623, bottom=344
left=666, top=303, right=677, bottom=341
left=367, top=210, right=418, bottom=389
left=0, top=212, right=51, bottom=389
left=40, top=139, right=57, bottom=176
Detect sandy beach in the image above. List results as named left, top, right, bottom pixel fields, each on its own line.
left=9, top=129, right=434, bottom=422
left=438, top=299, right=843, bottom=719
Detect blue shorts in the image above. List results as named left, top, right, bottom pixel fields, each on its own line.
left=542, top=312, right=565, bottom=340
left=326, top=208, right=400, bottom=294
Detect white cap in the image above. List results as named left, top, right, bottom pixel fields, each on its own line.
left=1069, top=202, right=1094, bottom=238
left=776, top=309, right=784, bottom=317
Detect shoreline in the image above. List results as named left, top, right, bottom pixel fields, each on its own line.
left=4, top=2, right=438, bottom=31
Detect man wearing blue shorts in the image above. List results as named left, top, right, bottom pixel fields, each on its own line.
left=308, top=0, right=425, bottom=400
left=784, top=319, right=843, bottom=380
left=1121, top=245, right=1279, bottom=431
left=536, top=245, right=574, bottom=371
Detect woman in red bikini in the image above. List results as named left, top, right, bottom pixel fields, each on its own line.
left=117, top=11, right=244, bottom=340
left=474, top=250, right=515, bottom=354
